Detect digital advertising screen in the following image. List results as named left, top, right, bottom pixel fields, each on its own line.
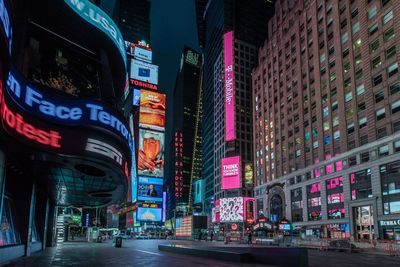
left=139, top=90, right=166, bottom=131
left=137, top=207, right=162, bottom=222
left=244, top=197, right=255, bottom=224
left=244, top=163, right=253, bottom=186
left=138, top=129, right=164, bottom=177
left=224, top=31, right=235, bottom=141
left=130, top=59, right=158, bottom=85
left=219, top=197, right=244, bottom=222
left=133, top=88, right=141, bottom=107
left=134, top=45, right=152, bottom=63
left=221, top=156, right=241, bottom=190
left=138, top=176, right=163, bottom=202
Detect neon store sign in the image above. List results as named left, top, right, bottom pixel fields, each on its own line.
left=6, top=70, right=133, bottom=151
left=0, top=0, right=12, bottom=55
left=0, top=81, right=62, bottom=148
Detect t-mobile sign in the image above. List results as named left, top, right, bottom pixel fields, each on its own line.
left=221, top=156, right=241, bottom=190
left=224, top=31, right=235, bottom=141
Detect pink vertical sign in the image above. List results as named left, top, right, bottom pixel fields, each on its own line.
left=224, top=31, right=235, bottom=141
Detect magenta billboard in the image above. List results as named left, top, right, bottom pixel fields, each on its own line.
left=221, top=156, right=241, bottom=190
left=224, top=31, right=235, bottom=141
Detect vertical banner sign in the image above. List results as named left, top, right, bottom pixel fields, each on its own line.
left=224, top=31, right=235, bottom=141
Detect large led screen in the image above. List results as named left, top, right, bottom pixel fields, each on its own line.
left=219, top=197, right=244, bottom=222
left=138, top=129, right=164, bottom=177
left=221, top=156, right=241, bottom=190
left=138, top=176, right=163, bottom=202
left=134, top=46, right=152, bottom=63
left=139, top=90, right=166, bottom=131
left=130, top=59, right=158, bottom=85
left=137, top=207, right=162, bottom=222
left=224, top=31, right=235, bottom=141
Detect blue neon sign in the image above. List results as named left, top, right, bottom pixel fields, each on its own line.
left=6, top=69, right=133, bottom=151
left=0, top=0, right=12, bottom=55
left=64, top=0, right=126, bottom=66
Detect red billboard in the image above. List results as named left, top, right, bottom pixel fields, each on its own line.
left=221, top=156, right=241, bottom=190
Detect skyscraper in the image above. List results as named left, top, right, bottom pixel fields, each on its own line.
left=166, top=47, right=203, bottom=219
left=252, top=0, right=400, bottom=240
left=198, top=0, right=274, bottom=218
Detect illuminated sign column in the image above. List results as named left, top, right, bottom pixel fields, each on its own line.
left=174, top=131, right=183, bottom=200
left=221, top=156, right=241, bottom=189
left=224, top=31, right=235, bottom=141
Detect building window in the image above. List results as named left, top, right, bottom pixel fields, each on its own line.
left=372, top=56, right=382, bottom=69
left=369, top=23, right=379, bottom=36
left=357, top=84, right=365, bottom=95
left=0, top=197, right=21, bottom=247
left=360, top=135, right=369, bottom=145
left=376, top=108, right=386, bottom=121
left=291, top=188, right=303, bottom=222
left=359, top=117, right=367, bottom=129
left=387, top=63, right=399, bottom=77
left=367, top=6, right=377, bottom=20
left=347, top=123, right=355, bottom=134
left=379, top=145, right=389, bottom=157
left=382, top=10, right=393, bottom=24
left=341, top=32, right=349, bottom=44
left=391, top=100, right=400, bottom=114
left=381, top=161, right=400, bottom=214
left=384, top=28, right=395, bottom=42
left=372, top=74, right=382, bottom=86
left=345, top=92, right=353, bottom=102
left=349, top=156, right=357, bottom=166
left=350, top=169, right=372, bottom=200
left=375, top=91, right=384, bottom=103
left=370, top=39, right=379, bottom=53
left=386, top=46, right=397, bottom=60
left=394, top=140, right=400, bottom=152
left=361, top=152, right=370, bottom=163
left=307, top=183, right=322, bottom=221
left=352, top=22, right=360, bottom=35
left=326, top=177, right=345, bottom=219
left=394, top=121, right=400, bottom=133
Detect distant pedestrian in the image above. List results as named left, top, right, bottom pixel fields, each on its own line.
left=247, top=231, right=253, bottom=245
left=198, top=231, right=202, bottom=241
left=210, top=231, right=214, bottom=242
left=204, top=231, right=208, bottom=241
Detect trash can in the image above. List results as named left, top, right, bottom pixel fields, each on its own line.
left=115, top=236, right=122, bottom=248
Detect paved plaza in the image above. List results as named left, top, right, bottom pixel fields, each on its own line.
left=3, top=239, right=400, bottom=267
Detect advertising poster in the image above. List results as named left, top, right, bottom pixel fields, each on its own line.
left=243, top=197, right=255, bottom=224
left=133, top=88, right=141, bottom=106
left=224, top=31, right=235, bottom=141
left=244, top=163, right=253, bottom=186
left=221, top=156, right=241, bottom=190
left=134, top=45, right=152, bottom=63
left=130, top=59, right=158, bottom=85
left=138, top=176, right=163, bottom=202
left=219, top=197, right=244, bottom=222
left=138, top=129, right=164, bottom=177
left=137, top=207, right=162, bottom=222
left=139, top=90, right=166, bottom=131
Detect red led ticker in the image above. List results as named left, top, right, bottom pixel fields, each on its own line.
left=0, top=81, right=61, bottom=148
left=174, top=131, right=183, bottom=199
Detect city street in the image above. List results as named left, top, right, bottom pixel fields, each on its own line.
left=4, top=240, right=400, bottom=267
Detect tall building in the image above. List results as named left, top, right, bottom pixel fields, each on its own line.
left=198, top=0, right=275, bottom=218
left=253, top=0, right=400, bottom=240
left=166, top=47, right=203, bottom=219
left=96, top=0, right=151, bottom=43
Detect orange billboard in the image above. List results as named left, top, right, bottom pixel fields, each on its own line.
left=139, top=90, right=166, bottom=131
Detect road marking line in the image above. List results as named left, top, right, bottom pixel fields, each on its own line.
left=134, top=249, right=163, bottom=256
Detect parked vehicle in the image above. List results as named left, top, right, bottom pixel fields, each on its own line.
left=136, top=233, right=150, bottom=239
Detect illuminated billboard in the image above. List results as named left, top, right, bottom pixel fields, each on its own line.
left=139, top=90, right=166, bottom=131
left=224, top=31, right=235, bottom=141
left=220, top=197, right=244, bottom=222
left=176, top=216, right=192, bottom=237
left=244, top=197, right=255, bottom=224
left=244, top=163, right=253, bottom=186
left=134, top=45, right=152, bottom=63
left=133, top=89, right=141, bottom=106
left=130, top=59, right=158, bottom=85
left=138, top=176, right=163, bottom=202
left=193, top=179, right=204, bottom=204
left=137, top=207, right=162, bottom=222
left=138, top=129, right=164, bottom=177
left=221, top=156, right=241, bottom=190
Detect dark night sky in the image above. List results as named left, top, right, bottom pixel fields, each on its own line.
left=150, top=0, right=199, bottom=93
left=150, top=0, right=200, bottom=177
